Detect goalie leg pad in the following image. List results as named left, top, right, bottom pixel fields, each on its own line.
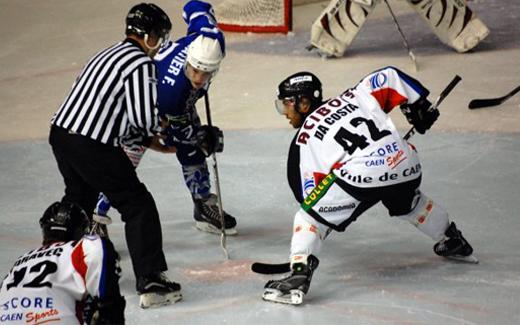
left=405, top=0, right=489, bottom=52
left=310, top=0, right=380, bottom=57
left=396, top=191, right=449, bottom=242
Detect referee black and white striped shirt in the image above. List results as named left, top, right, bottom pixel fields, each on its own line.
left=51, top=39, right=160, bottom=147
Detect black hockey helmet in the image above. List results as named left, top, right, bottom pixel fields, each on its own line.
left=40, top=202, right=90, bottom=244
left=125, top=3, right=172, bottom=40
left=276, top=71, right=323, bottom=114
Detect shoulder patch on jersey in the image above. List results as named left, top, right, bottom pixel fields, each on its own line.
left=301, top=173, right=337, bottom=211
left=303, top=173, right=316, bottom=196
left=370, top=72, right=388, bottom=90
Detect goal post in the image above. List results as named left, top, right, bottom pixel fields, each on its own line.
left=215, top=0, right=293, bottom=33
left=214, top=0, right=324, bottom=33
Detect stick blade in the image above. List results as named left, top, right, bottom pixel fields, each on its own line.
left=251, top=262, right=290, bottom=274
left=468, top=98, right=502, bottom=109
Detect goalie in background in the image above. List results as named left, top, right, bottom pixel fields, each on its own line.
left=309, top=0, right=489, bottom=57
left=0, top=202, right=125, bottom=324
left=262, top=67, right=477, bottom=305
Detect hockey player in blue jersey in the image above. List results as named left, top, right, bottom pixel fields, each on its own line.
left=94, top=0, right=237, bottom=236
left=155, top=0, right=237, bottom=235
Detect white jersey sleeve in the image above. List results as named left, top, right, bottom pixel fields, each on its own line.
left=0, top=235, right=109, bottom=325
left=288, top=66, right=429, bottom=199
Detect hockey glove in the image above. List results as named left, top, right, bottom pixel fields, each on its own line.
left=400, top=97, right=439, bottom=134
left=196, top=125, right=224, bottom=157
left=89, top=295, right=126, bottom=325
left=163, top=113, right=197, bottom=146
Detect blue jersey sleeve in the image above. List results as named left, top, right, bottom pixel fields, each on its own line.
left=183, top=0, right=225, bottom=55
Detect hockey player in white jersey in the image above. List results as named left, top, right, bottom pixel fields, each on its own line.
left=0, top=202, right=125, bottom=324
left=263, top=67, right=476, bottom=305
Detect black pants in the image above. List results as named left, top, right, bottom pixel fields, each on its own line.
left=49, top=126, right=167, bottom=277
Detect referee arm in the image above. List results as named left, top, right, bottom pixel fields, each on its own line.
left=123, top=60, right=174, bottom=152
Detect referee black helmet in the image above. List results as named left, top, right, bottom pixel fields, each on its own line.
left=125, top=3, right=172, bottom=40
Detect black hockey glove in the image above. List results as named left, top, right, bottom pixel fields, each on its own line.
left=196, top=125, right=224, bottom=157
left=89, top=296, right=126, bottom=325
left=163, top=113, right=196, bottom=146
left=400, top=97, right=439, bottom=134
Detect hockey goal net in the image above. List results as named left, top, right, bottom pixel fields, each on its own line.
left=214, top=0, right=321, bottom=33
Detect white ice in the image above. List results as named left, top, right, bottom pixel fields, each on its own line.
left=1, top=0, right=519, bottom=324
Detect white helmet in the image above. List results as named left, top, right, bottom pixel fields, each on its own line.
left=187, top=35, right=224, bottom=73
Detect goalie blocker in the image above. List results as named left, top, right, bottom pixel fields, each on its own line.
left=310, top=0, right=489, bottom=57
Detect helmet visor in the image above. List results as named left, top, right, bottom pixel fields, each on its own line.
left=274, top=97, right=296, bottom=115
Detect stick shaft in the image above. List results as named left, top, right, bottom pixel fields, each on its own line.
left=383, top=0, right=418, bottom=71
left=204, top=92, right=229, bottom=259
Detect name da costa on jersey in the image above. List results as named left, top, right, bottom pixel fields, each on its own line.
left=296, top=89, right=359, bottom=145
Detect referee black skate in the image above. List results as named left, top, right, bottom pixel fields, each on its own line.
left=49, top=3, right=181, bottom=308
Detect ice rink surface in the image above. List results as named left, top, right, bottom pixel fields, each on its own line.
left=1, top=0, right=519, bottom=324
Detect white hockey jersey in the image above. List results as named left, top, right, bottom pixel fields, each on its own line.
left=0, top=236, right=107, bottom=325
left=288, top=67, right=429, bottom=201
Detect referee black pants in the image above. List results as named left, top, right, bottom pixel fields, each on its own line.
left=49, top=126, right=167, bottom=277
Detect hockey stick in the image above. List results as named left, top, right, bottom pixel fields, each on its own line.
left=251, top=261, right=290, bottom=274
left=404, top=75, right=462, bottom=141
left=204, top=92, right=229, bottom=260
left=383, top=0, right=418, bottom=72
left=468, top=85, right=520, bottom=109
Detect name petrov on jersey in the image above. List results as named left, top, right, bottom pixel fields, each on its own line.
left=297, top=89, right=358, bottom=145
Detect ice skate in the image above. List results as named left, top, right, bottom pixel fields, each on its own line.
left=193, top=194, right=237, bottom=235
left=93, top=213, right=112, bottom=225
left=263, top=255, right=319, bottom=305
left=91, top=214, right=111, bottom=238
left=91, top=193, right=112, bottom=237
left=434, top=222, right=478, bottom=264
left=137, top=272, right=182, bottom=308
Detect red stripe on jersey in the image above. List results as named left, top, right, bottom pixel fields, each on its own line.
left=313, top=172, right=327, bottom=185
left=71, top=240, right=87, bottom=283
left=371, top=88, right=408, bottom=113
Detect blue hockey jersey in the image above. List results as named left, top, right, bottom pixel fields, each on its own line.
left=154, top=0, right=225, bottom=119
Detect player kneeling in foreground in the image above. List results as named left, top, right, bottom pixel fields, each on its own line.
left=0, top=202, right=125, bottom=324
left=263, top=67, right=476, bottom=305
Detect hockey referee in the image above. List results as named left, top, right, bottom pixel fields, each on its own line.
left=49, top=4, right=182, bottom=308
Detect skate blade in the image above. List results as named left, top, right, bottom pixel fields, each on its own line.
left=444, top=254, right=479, bottom=264
left=93, top=214, right=113, bottom=225
left=195, top=222, right=238, bottom=236
left=139, top=291, right=182, bottom=309
left=262, top=289, right=304, bottom=305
